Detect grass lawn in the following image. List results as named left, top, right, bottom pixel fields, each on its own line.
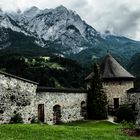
left=0, top=121, right=139, bottom=140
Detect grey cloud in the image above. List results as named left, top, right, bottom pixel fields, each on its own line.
left=86, top=1, right=140, bottom=40
left=0, top=0, right=140, bottom=40
left=70, top=0, right=87, bottom=9
left=105, top=5, right=140, bottom=39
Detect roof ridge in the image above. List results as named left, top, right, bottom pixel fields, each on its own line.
left=0, top=71, right=38, bottom=85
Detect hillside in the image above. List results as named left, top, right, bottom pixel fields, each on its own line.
left=0, top=54, right=87, bottom=88
left=128, top=53, right=140, bottom=75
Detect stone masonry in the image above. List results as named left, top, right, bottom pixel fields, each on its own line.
left=0, top=72, right=87, bottom=124
left=0, top=72, right=37, bottom=124
left=36, top=90, right=87, bottom=124
left=103, top=81, right=134, bottom=105
left=0, top=69, right=140, bottom=128
left=127, top=91, right=140, bottom=129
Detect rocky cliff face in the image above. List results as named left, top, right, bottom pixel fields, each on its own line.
left=0, top=6, right=140, bottom=66
left=0, top=6, right=98, bottom=54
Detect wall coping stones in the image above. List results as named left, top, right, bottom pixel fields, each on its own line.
left=127, top=88, right=140, bottom=93
left=0, top=71, right=38, bottom=85
left=37, top=86, right=87, bottom=93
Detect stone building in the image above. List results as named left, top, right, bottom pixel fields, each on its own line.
left=0, top=71, right=37, bottom=124
left=36, top=87, right=87, bottom=124
left=0, top=54, right=140, bottom=127
left=127, top=88, right=140, bottom=129
left=85, top=54, right=140, bottom=128
left=0, top=71, right=86, bottom=124
left=85, top=54, right=135, bottom=109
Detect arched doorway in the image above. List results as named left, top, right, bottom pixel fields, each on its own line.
left=53, top=105, right=61, bottom=124
left=80, top=101, right=87, bottom=119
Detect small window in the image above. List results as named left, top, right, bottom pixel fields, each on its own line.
left=80, top=101, right=87, bottom=119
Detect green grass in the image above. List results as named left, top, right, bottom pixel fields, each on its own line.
left=0, top=121, right=139, bottom=140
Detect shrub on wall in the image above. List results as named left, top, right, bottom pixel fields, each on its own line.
left=10, top=113, right=23, bottom=123
left=31, top=116, right=37, bottom=123
left=116, top=105, right=135, bottom=123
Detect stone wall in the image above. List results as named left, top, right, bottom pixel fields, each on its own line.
left=103, top=81, right=134, bottom=105
left=127, top=92, right=140, bottom=129
left=0, top=73, right=37, bottom=124
left=36, top=91, right=87, bottom=124
left=127, top=92, right=140, bottom=111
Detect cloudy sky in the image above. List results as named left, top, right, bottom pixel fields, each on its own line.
left=0, top=0, right=140, bottom=40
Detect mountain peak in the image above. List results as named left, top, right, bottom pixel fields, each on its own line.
left=0, top=5, right=140, bottom=68
left=0, top=8, right=3, bottom=14
left=55, top=5, right=68, bottom=11
left=1, top=5, right=97, bottom=54
left=26, top=6, right=39, bottom=11
left=23, top=6, right=40, bottom=17
left=16, top=9, right=22, bottom=14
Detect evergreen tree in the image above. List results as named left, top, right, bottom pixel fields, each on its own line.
left=87, top=63, right=108, bottom=119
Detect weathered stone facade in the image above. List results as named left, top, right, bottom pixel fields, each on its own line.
left=103, top=81, right=134, bottom=105
left=85, top=54, right=140, bottom=128
left=0, top=72, right=87, bottom=125
left=127, top=92, right=140, bottom=111
left=86, top=80, right=134, bottom=106
left=1, top=64, right=140, bottom=128
left=36, top=90, right=87, bottom=124
left=127, top=91, right=140, bottom=129
left=0, top=72, right=37, bottom=124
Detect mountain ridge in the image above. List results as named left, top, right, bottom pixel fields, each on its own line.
left=0, top=5, right=140, bottom=67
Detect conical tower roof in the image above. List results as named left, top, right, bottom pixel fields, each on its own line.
left=100, top=54, right=134, bottom=79
left=85, top=54, right=135, bottom=81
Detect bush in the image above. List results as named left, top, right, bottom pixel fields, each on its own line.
left=31, top=116, right=37, bottom=123
left=121, top=120, right=135, bottom=129
left=87, top=63, right=108, bottom=120
left=10, top=113, right=23, bottom=123
left=116, top=105, right=135, bottom=123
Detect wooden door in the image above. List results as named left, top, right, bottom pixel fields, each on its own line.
left=114, top=98, right=119, bottom=109
left=38, top=104, right=44, bottom=122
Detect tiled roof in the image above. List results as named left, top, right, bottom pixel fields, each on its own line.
left=37, top=86, right=87, bottom=93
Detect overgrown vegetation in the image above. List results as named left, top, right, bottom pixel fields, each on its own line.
left=116, top=105, right=135, bottom=123
left=87, top=63, right=108, bottom=119
left=10, top=113, right=23, bottom=124
left=120, top=121, right=135, bottom=129
left=0, top=54, right=88, bottom=88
